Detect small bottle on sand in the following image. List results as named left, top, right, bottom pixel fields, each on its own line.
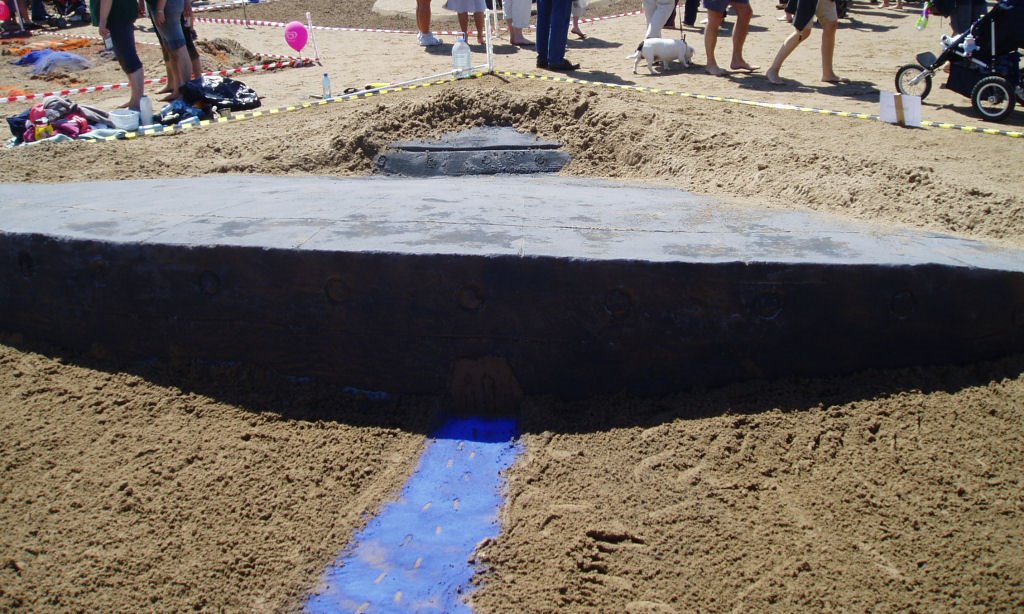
left=139, top=95, right=153, bottom=127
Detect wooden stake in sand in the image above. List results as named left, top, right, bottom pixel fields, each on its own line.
left=306, top=11, right=322, bottom=64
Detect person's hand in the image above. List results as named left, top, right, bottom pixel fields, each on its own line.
left=154, top=7, right=165, bottom=26
left=98, top=24, right=110, bottom=39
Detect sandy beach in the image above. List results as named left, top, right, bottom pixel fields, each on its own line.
left=1, top=0, right=1023, bottom=611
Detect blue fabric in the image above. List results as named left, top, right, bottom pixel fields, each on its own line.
left=306, top=417, right=522, bottom=613
left=30, top=51, right=93, bottom=75
left=14, top=49, right=54, bottom=66
left=536, top=0, right=572, bottom=65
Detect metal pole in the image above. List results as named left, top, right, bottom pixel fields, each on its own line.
left=306, top=11, right=322, bottom=64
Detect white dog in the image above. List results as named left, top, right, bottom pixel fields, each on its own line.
left=627, top=37, right=695, bottom=75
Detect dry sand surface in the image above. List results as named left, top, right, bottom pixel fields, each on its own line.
left=1, top=0, right=1024, bottom=611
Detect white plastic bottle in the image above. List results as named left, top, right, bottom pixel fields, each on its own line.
left=451, top=33, right=472, bottom=78
left=322, top=72, right=331, bottom=99
left=138, top=95, right=153, bottom=127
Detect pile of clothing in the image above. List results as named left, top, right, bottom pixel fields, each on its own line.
left=6, top=95, right=112, bottom=144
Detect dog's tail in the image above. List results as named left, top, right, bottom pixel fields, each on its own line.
left=625, top=40, right=644, bottom=60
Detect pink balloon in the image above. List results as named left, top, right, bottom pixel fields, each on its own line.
left=0, top=2, right=10, bottom=22
left=284, top=21, right=308, bottom=52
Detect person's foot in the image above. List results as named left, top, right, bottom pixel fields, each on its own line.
left=705, top=64, right=726, bottom=76
left=731, top=61, right=760, bottom=72
left=417, top=31, right=443, bottom=47
left=547, top=59, right=580, bottom=71
left=822, top=75, right=850, bottom=84
left=570, top=27, right=586, bottom=39
left=536, top=59, right=548, bottom=69
left=512, top=38, right=534, bottom=46
left=766, top=69, right=785, bottom=84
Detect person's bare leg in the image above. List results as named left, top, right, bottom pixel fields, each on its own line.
left=416, top=0, right=431, bottom=34
left=704, top=9, right=726, bottom=75
left=820, top=19, right=843, bottom=81
left=474, top=11, right=485, bottom=44
left=765, top=26, right=808, bottom=83
left=160, top=46, right=191, bottom=101
left=458, top=11, right=469, bottom=39
left=127, top=67, right=144, bottom=109
left=571, top=16, right=585, bottom=37
left=729, top=2, right=758, bottom=70
left=160, top=52, right=179, bottom=101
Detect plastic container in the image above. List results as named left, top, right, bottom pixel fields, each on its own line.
left=108, top=109, right=139, bottom=131
left=322, top=72, right=331, bottom=99
left=138, top=96, right=154, bottom=127
left=451, top=33, right=472, bottom=78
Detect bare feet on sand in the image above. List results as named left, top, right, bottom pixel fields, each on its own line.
left=731, top=61, right=760, bottom=72
left=822, top=74, right=850, bottom=84
left=705, top=64, right=726, bottom=76
left=766, top=69, right=785, bottom=84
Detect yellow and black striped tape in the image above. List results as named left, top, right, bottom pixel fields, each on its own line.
left=91, top=75, right=467, bottom=142
left=496, top=70, right=1023, bottom=139
left=86, top=70, right=1021, bottom=141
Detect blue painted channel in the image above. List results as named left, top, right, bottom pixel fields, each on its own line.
left=306, top=417, right=522, bottom=613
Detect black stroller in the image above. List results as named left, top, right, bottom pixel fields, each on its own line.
left=895, top=0, right=1023, bottom=121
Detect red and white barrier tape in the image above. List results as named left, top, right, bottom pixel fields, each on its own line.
left=48, top=30, right=311, bottom=63
left=1, top=58, right=313, bottom=104
left=193, top=9, right=641, bottom=34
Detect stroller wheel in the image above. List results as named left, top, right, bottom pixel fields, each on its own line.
left=971, top=75, right=1016, bottom=122
left=895, top=64, right=932, bottom=100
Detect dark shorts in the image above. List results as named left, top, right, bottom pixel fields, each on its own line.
left=108, top=21, right=142, bottom=74
left=703, top=0, right=748, bottom=13
left=951, top=0, right=987, bottom=33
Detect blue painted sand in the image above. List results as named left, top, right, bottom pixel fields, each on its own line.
left=306, top=417, right=522, bottom=613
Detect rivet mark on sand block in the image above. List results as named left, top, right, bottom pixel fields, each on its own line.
left=604, top=288, right=633, bottom=320
left=198, top=270, right=220, bottom=296
left=324, top=277, right=350, bottom=304
left=753, top=292, right=783, bottom=320
left=17, top=251, right=32, bottom=278
left=890, top=290, right=916, bottom=320
left=456, top=284, right=484, bottom=311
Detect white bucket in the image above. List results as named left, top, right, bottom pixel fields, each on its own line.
left=109, top=109, right=140, bottom=131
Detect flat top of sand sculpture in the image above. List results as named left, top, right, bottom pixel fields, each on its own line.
left=1, top=175, right=1022, bottom=271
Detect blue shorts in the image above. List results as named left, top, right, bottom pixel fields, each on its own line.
left=151, top=0, right=187, bottom=50
left=703, top=0, right=747, bottom=13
